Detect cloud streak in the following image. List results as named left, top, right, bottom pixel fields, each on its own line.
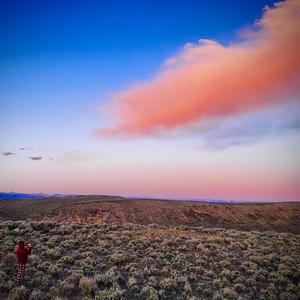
left=98, top=0, right=300, bottom=136
left=2, top=152, right=16, bottom=156
left=28, top=156, right=42, bottom=161
left=200, top=105, right=300, bottom=150
left=56, top=151, right=97, bottom=165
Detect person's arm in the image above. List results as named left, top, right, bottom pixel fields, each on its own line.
left=27, top=244, right=32, bottom=255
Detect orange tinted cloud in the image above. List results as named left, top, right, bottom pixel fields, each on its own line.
left=98, top=0, right=300, bottom=135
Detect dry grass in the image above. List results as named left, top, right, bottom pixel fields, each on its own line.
left=0, top=221, right=299, bottom=299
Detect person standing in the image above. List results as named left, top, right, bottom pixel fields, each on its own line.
left=15, top=240, right=32, bottom=285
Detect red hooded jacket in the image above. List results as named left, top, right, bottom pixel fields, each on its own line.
left=16, top=240, right=32, bottom=264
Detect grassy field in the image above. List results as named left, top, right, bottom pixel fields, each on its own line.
left=1, top=221, right=299, bottom=299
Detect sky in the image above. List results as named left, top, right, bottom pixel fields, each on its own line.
left=0, top=0, right=299, bottom=201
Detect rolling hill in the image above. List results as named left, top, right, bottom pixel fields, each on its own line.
left=1, top=195, right=299, bottom=234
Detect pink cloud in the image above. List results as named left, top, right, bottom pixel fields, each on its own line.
left=98, top=0, right=300, bottom=135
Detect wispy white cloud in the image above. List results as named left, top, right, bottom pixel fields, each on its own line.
left=56, top=150, right=98, bottom=165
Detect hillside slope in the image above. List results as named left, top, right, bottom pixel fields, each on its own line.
left=1, top=196, right=299, bottom=233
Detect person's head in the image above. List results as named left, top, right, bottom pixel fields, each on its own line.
left=18, top=240, right=25, bottom=248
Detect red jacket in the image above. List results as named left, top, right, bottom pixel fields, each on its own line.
left=16, top=241, right=32, bottom=264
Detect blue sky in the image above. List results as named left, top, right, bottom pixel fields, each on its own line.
left=1, top=0, right=299, bottom=201
left=1, top=0, right=276, bottom=147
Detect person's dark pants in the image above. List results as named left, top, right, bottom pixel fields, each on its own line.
left=16, top=264, right=26, bottom=284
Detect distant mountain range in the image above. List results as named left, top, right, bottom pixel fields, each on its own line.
left=0, top=192, right=77, bottom=199
left=0, top=192, right=283, bottom=203
left=127, top=196, right=241, bottom=203
left=0, top=192, right=241, bottom=203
